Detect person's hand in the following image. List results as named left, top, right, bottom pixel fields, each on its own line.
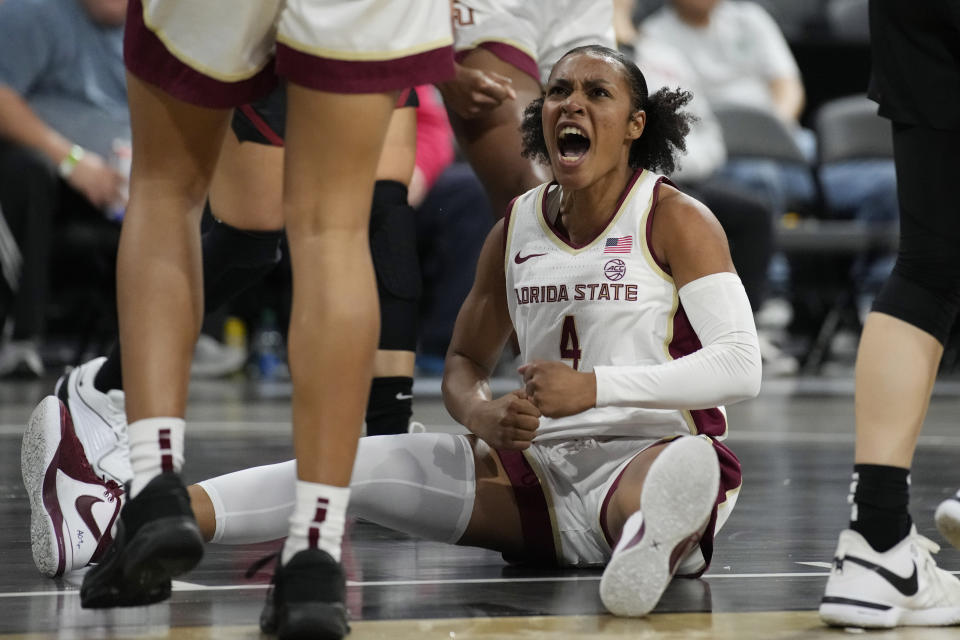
left=438, top=63, right=517, bottom=119
left=466, top=390, right=541, bottom=450
left=518, top=360, right=597, bottom=418
left=66, top=151, right=126, bottom=210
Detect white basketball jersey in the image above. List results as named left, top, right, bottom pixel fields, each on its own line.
left=504, top=169, right=728, bottom=441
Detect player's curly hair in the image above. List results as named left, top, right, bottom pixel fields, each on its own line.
left=520, top=45, right=695, bottom=175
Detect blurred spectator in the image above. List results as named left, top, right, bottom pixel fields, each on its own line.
left=643, top=0, right=898, bottom=346
left=633, top=29, right=796, bottom=374
left=643, top=0, right=816, bottom=216
left=409, top=86, right=456, bottom=209
left=0, top=0, right=129, bottom=376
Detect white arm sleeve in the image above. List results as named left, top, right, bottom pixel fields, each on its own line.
left=594, top=272, right=761, bottom=410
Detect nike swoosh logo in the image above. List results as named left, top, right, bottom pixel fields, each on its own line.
left=395, top=392, right=413, bottom=401
left=514, top=251, right=546, bottom=264
left=75, top=495, right=105, bottom=541
left=844, top=555, right=919, bottom=596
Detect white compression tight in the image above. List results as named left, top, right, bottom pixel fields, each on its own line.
left=197, top=432, right=476, bottom=545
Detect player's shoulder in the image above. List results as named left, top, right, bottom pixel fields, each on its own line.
left=509, top=181, right=552, bottom=215
left=653, top=182, right=717, bottom=230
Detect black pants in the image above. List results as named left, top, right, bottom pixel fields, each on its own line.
left=682, top=178, right=774, bottom=311
left=0, top=140, right=118, bottom=341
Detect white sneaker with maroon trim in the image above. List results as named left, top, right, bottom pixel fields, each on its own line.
left=599, top=436, right=719, bottom=617
left=21, top=396, right=124, bottom=577
left=54, top=357, right=131, bottom=485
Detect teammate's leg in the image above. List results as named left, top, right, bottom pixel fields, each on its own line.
left=445, top=49, right=549, bottom=218
left=94, top=130, right=284, bottom=394
left=268, top=84, right=394, bottom=639
left=368, top=106, right=421, bottom=435
left=819, top=123, right=960, bottom=627
left=80, top=74, right=231, bottom=608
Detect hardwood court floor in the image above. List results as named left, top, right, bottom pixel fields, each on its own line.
left=1, top=374, right=959, bottom=639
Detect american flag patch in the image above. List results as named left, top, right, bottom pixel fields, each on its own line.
left=604, top=235, right=633, bottom=254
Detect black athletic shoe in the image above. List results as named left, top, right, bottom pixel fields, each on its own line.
left=80, top=472, right=204, bottom=608
left=260, top=549, right=350, bottom=640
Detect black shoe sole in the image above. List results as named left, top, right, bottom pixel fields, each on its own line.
left=274, top=602, right=350, bottom=640
left=80, top=515, right=204, bottom=608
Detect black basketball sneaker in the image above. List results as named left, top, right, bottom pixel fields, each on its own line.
left=260, top=549, right=350, bottom=640
left=80, top=472, right=204, bottom=608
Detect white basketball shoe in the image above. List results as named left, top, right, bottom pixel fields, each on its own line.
left=819, top=527, right=960, bottom=628
left=20, top=358, right=131, bottom=577
left=935, top=490, right=960, bottom=551
left=54, top=357, right=131, bottom=485
left=599, top=436, right=720, bottom=617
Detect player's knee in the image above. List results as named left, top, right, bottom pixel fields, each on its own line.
left=873, top=262, right=960, bottom=343
left=350, top=433, right=475, bottom=543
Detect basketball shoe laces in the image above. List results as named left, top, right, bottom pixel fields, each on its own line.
left=73, top=405, right=125, bottom=504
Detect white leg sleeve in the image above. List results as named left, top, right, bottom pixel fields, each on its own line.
left=198, top=433, right=477, bottom=546
left=198, top=460, right=297, bottom=544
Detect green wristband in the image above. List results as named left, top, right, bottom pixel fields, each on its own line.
left=57, top=144, right=85, bottom=179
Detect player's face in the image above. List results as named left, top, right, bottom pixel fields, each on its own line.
left=541, top=53, right=643, bottom=190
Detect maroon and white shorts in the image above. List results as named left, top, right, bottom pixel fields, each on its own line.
left=497, top=434, right=741, bottom=568
left=452, top=0, right=614, bottom=84
left=124, top=0, right=454, bottom=108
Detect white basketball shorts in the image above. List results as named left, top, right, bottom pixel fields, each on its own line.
left=124, top=0, right=454, bottom=108
left=497, top=434, right=741, bottom=568
left=452, top=0, right=615, bottom=84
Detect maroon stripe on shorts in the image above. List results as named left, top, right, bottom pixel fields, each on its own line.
left=598, top=458, right=634, bottom=549
left=681, top=438, right=742, bottom=577
left=124, top=0, right=277, bottom=109
left=276, top=43, right=454, bottom=94
left=496, top=449, right=557, bottom=564
left=455, top=42, right=540, bottom=84
left=238, top=105, right=284, bottom=147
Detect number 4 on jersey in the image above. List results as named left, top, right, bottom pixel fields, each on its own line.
left=560, top=315, right=582, bottom=370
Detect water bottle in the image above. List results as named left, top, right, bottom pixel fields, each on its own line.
left=252, top=309, right=284, bottom=381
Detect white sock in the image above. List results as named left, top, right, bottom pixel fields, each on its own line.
left=282, top=481, right=349, bottom=564
left=128, top=417, right=185, bottom=498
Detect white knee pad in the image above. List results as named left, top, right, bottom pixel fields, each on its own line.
left=349, top=433, right=476, bottom=544
left=199, top=432, right=476, bottom=545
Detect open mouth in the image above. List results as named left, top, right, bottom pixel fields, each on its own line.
left=557, top=125, right=591, bottom=164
